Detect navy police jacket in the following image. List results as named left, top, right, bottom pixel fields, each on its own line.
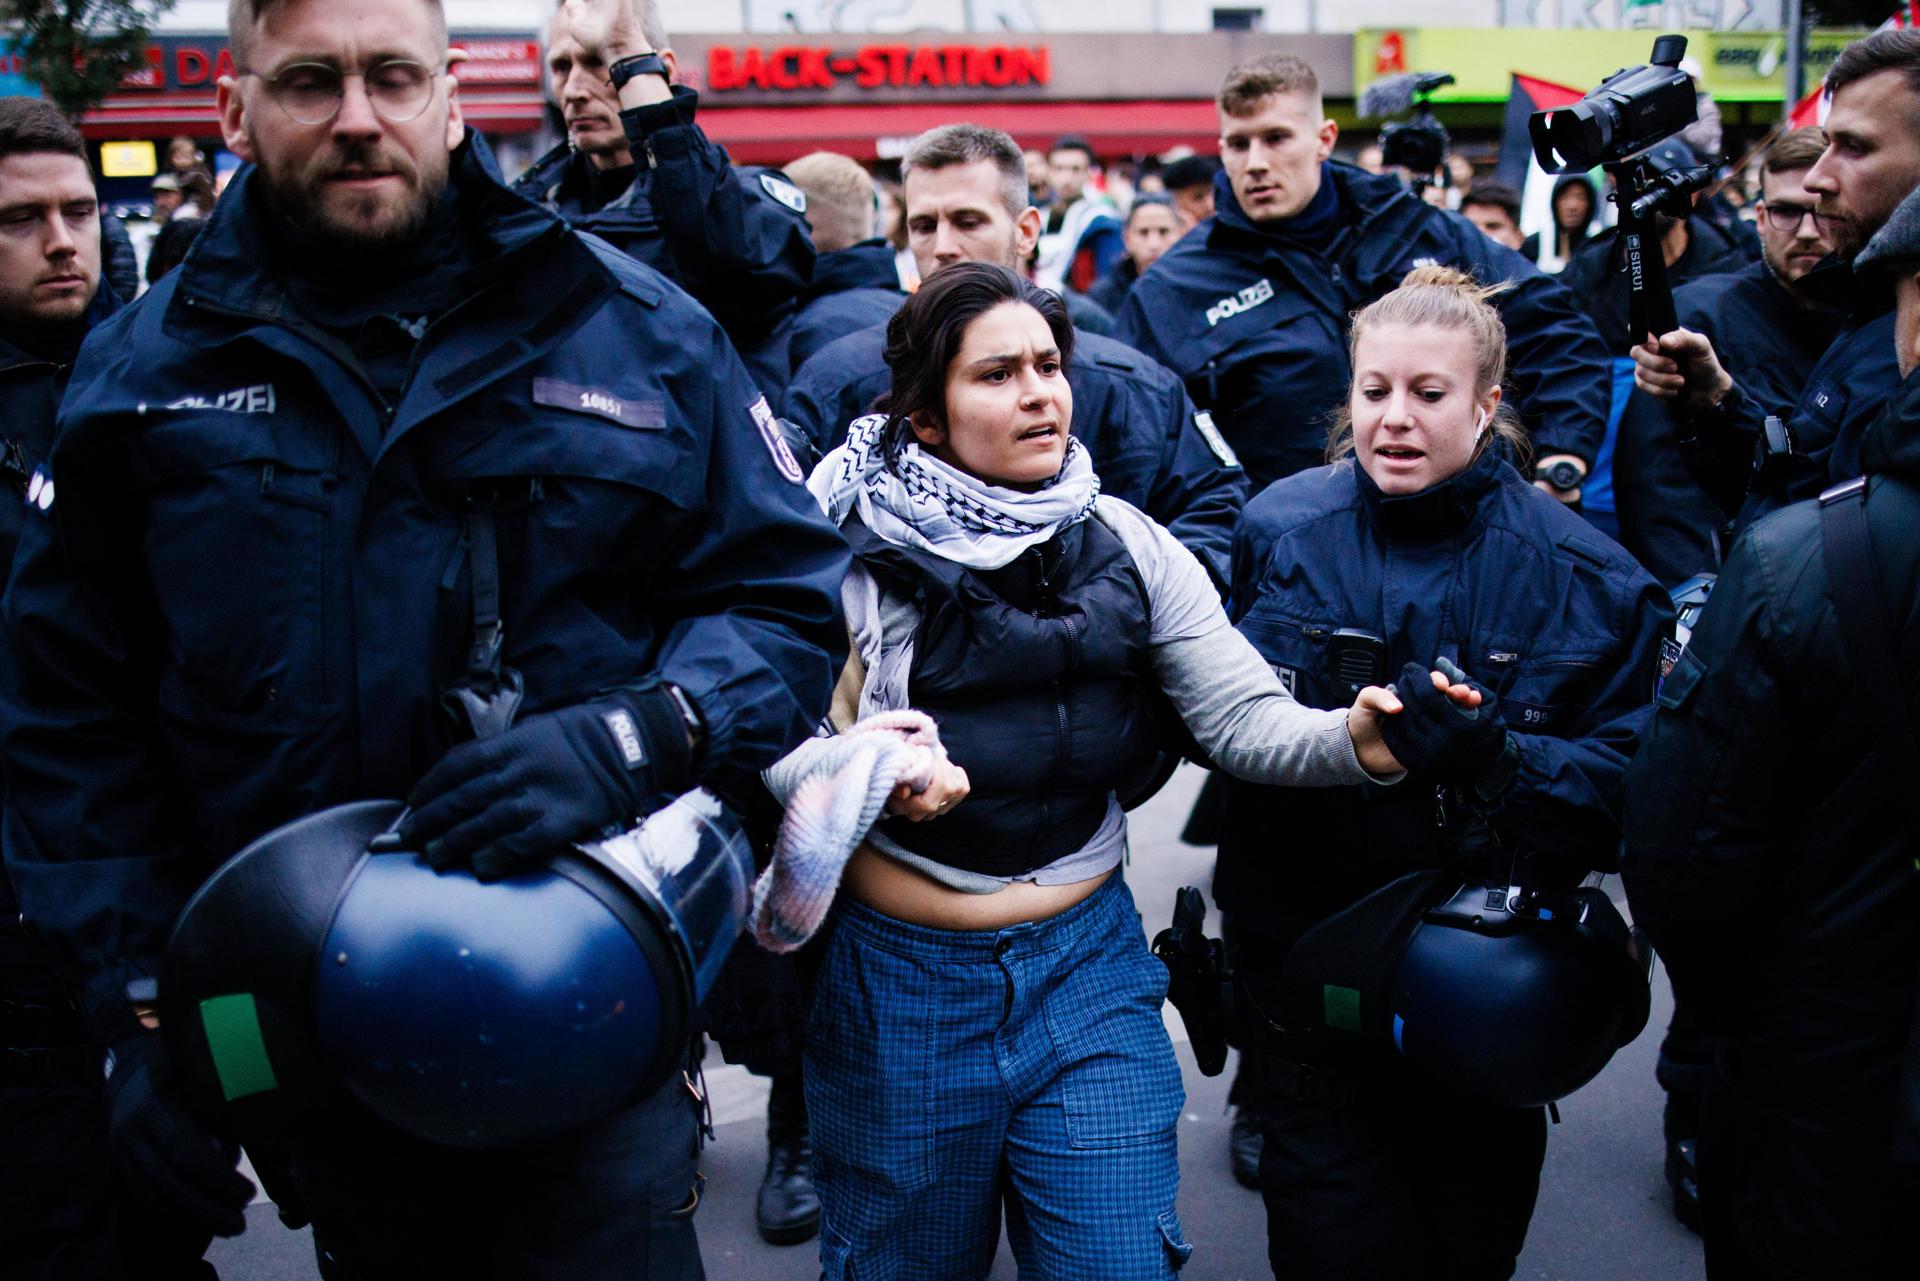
left=1685, top=256, right=1900, bottom=524
left=0, top=283, right=120, bottom=578
left=1116, top=164, right=1611, bottom=489
left=783, top=320, right=1249, bottom=590
left=1622, top=374, right=1920, bottom=1275
left=778, top=239, right=903, bottom=389
left=510, top=87, right=814, bottom=352
left=1219, top=447, right=1672, bottom=962
left=1614, top=262, right=1843, bottom=587
left=0, top=137, right=851, bottom=1030
left=0, top=282, right=121, bottom=921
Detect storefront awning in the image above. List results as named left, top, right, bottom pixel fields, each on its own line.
left=699, top=99, right=1224, bottom=165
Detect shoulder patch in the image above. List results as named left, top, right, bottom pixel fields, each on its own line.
left=532, top=377, right=665, bottom=429
left=1556, top=534, right=1610, bottom=571
left=759, top=173, right=808, bottom=214
left=749, top=396, right=805, bottom=483
left=1192, top=410, right=1241, bottom=469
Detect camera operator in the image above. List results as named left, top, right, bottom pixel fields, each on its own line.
left=1115, top=54, right=1609, bottom=498
left=1632, top=29, right=1920, bottom=522
left=1615, top=127, right=1843, bottom=589
left=1561, top=139, right=1753, bottom=355
left=1621, top=183, right=1920, bottom=1281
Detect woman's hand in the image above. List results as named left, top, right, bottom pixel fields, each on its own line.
left=1347, top=671, right=1481, bottom=777
left=886, top=757, right=971, bottom=822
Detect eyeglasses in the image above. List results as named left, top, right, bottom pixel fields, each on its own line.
left=1758, top=200, right=1828, bottom=232
left=245, top=59, right=445, bottom=126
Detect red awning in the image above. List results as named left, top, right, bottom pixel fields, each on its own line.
left=699, top=99, right=1223, bottom=164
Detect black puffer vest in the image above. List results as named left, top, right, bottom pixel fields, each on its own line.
left=846, top=513, right=1158, bottom=877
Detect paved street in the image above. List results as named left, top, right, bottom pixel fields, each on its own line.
left=208, top=765, right=1703, bottom=1280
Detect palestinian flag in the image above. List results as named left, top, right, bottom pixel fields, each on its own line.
left=1790, top=1, right=1920, bottom=128
left=1494, top=73, right=1605, bottom=251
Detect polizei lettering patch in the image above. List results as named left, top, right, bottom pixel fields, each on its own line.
left=1205, top=278, right=1274, bottom=327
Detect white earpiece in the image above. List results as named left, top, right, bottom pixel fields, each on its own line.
left=1474, top=407, right=1490, bottom=438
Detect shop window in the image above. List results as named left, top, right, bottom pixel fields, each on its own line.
left=1211, top=7, right=1264, bottom=30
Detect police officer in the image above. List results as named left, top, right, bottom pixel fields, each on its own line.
left=0, top=2, right=849, bottom=1277
left=1608, top=128, right=1845, bottom=1232
left=515, top=0, right=814, bottom=375
left=1633, top=29, right=1920, bottom=521
left=777, top=151, right=904, bottom=385
left=1615, top=127, right=1842, bottom=589
left=1620, top=185, right=1920, bottom=1281
left=1115, top=54, right=1609, bottom=497
left=0, top=97, right=208, bottom=1281
left=783, top=123, right=1249, bottom=590
left=1222, top=266, right=1672, bottom=1280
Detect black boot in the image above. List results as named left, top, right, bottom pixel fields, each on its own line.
left=1229, top=1107, right=1264, bottom=1190
left=756, top=1072, right=821, bottom=1245
left=1665, top=1135, right=1701, bottom=1233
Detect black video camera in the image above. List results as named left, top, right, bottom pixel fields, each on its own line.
left=1378, top=72, right=1456, bottom=180
left=1528, top=35, right=1705, bottom=346
left=1528, top=34, right=1697, bottom=174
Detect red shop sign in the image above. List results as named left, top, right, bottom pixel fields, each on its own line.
left=706, top=44, right=1051, bottom=93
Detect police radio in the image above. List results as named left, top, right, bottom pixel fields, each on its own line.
left=1326, top=630, right=1389, bottom=702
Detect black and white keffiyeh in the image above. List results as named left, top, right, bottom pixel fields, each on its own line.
left=807, top=413, right=1100, bottom=570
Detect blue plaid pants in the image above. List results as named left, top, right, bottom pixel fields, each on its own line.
left=804, top=873, right=1193, bottom=1280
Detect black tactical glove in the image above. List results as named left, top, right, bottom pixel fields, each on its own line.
left=103, top=1028, right=254, bottom=1237
left=400, top=686, right=696, bottom=880
left=1377, top=659, right=1509, bottom=785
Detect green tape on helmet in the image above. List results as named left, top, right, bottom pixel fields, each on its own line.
left=199, top=992, right=279, bottom=1101
left=1323, top=984, right=1363, bottom=1035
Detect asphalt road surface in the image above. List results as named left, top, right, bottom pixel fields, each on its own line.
left=208, top=765, right=1703, bottom=1280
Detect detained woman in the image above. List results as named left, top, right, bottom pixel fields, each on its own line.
left=1219, top=266, right=1673, bottom=1280
left=774, top=262, right=1473, bottom=1280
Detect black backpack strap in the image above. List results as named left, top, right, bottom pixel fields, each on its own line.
left=439, top=505, right=524, bottom=741
left=1818, top=476, right=1920, bottom=1171
left=1819, top=478, right=1920, bottom=773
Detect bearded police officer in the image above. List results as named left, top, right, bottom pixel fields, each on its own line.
left=0, top=2, right=848, bottom=1276
left=1115, top=54, right=1609, bottom=497
left=516, top=0, right=814, bottom=375
left=1621, top=184, right=1920, bottom=1281
left=1634, top=29, right=1920, bottom=521
left=783, top=123, right=1249, bottom=590
left=1614, top=126, right=1843, bottom=588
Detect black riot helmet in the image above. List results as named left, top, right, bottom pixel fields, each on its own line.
left=1279, top=870, right=1653, bottom=1107
left=160, top=791, right=756, bottom=1151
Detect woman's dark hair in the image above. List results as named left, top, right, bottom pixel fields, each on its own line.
left=1125, top=193, right=1176, bottom=228
left=880, top=262, right=1073, bottom=438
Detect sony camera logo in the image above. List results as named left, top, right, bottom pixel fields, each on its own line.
left=1205, top=278, right=1275, bottom=328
